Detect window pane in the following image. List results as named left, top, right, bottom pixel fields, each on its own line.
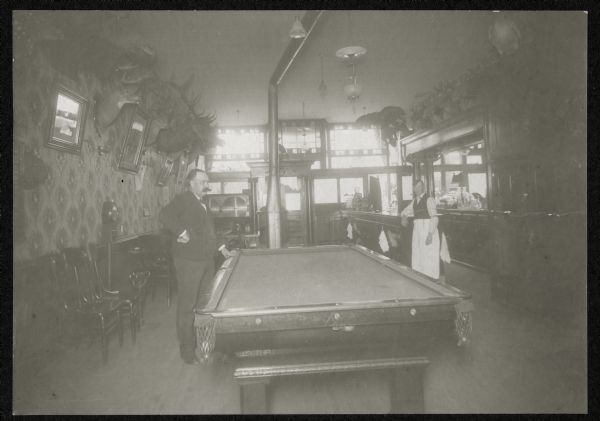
left=329, top=126, right=382, bottom=150
left=284, top=193, right=301, bottom=211
left=389, top=174, right=398, bottom=211
left=223, top=181, right=248, bottom=194
left=467, top=154, right=483, bottom=164
left=445, top=171, right=464, bottom=189
left=311, top=161, right=321, bottom=170
left=468, top=173, right=487, bottom=209
left=433, top=171, right=443, bottom=200
left=256, top=177, right=268, bottom=209
left=340, top=177, right=363, bottom=199
left=368, top=174, right=391, bottom=210
left=280, top=178, right=302, bottom=210
left=208, top=182, right=222, bottom=194
left=433, top=156, right=442, bottom=166
left=401, top=175, right=413, bottom=201
left=444, top=151, right=463, bottom=165
left=388, top=144, right=400, bottom=166
left=313, top=179, right=338, bottom=204
left=438, top=171, right=487, bottom=210
left=330, top=155, right=386, bottom=168
left=280, top=177, right=299, bottom=192
left=214, top=128, right=265, bottom=155
left=280, top=121, right=321, bottom=151
left=208, top=160, right=256, bottom=172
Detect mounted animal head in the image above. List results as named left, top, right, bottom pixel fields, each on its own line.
left=93, top=45, right=157, bottom=136
left=356, top=106, right=410, bottom=146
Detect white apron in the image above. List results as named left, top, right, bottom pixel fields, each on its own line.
left=412, top=219, right=440, bottom=279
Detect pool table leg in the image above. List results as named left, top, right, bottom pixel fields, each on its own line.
left=390, top=365, right=426, bottom=413
left=239, top=378, right=271, bottom=414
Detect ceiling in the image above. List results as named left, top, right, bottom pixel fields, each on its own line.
left=29, top=10, right=503, bottom=126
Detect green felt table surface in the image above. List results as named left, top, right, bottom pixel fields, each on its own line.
left=217, top=247, right=451, bottom=311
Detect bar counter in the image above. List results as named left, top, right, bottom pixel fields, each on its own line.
left=331, top=208, right=490, bottom=272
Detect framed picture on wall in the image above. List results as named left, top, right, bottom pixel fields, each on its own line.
left=175, top=155, right=190, bottom=191
left=46, top=85, right=89, bottom=155
left=118, top=106, right=150, bottom=174
left=156, top=155, right=174, bottom=187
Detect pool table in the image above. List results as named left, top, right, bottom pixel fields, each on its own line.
left=194, top=244, right=473, bottom=361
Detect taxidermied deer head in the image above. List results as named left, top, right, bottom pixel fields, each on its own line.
left=93, top=45, right=156, bottom=136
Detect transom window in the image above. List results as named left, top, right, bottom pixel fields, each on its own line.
left=328, top=124, right=387, bottom=169
left=207, top=127, right=266, bottom=173
left=213, top=127, right=265, bottom=156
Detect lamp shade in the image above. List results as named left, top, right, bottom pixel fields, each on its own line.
left=344, top=81, right=362, bottom=101
left=289, top=16, right=307, bottom=39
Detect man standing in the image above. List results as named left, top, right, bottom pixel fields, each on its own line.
left=400, top=179, right=449, bottom=281
left=159, top=169, right=235, bottom=364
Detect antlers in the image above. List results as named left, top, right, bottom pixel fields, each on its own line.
left=171, top=74, right=215, bottom=124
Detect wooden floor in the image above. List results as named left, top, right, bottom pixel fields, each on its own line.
left=13, top=263, right=587, bottom=414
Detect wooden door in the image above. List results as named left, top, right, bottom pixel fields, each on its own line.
left=280, top=176, right=307, bottom=247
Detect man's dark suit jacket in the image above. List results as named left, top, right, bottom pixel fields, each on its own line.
left=159, top=191, right=218, bottom=261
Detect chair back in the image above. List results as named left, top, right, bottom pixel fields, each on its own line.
left=49, top=251, right=85, bottom=312
left=62, top=247, right=102, bottom=306
left=87, top=242, right=110, bottom=291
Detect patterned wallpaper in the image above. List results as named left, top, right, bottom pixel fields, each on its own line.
left=13, top=50, right=178, bottom=263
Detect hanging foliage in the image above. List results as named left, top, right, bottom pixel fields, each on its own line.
left=407, top=12, right=585, bottom=142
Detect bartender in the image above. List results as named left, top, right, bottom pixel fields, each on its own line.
left=400, top=179, right=449, bottom=281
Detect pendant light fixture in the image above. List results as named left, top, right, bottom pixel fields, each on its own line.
left=336, top=12, right=367, bottom=113
left=337, top=48, right=366, bottom=113
left=301, top=101, right=309, bottom=151
left=289, top=16, right=307, bottom=39
left=318, top=54, right=327, bottom=97
left=343, top=62, right=363, bottom=101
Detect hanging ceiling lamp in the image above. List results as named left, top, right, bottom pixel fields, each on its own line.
left=336, top=46, right=366, bottom=113
left=301, top=101, right=308, bottom=150
left=489, top=13, right=521, bottom=55
left=289, top=16, right=307, bottom=39
left=343, top=62, right=363, bottom=102
left=335, top=45, right=367, bottom=60
left=336, top=13, right=367, bottom=113
left=318, top=54, right=327, bottom=97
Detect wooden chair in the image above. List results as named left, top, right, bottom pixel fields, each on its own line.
left=87, top=243, right=149, bottom=342
left=52, top=250, right=126, bottom=363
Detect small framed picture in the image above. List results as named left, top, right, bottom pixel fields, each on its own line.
left=175, top=155, right=189, bottom=190
left=118, top=106, right=151, bottom=174
left=156, top=155, right=174, bottom=187
left=46, top=85, right=89, bottom=155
